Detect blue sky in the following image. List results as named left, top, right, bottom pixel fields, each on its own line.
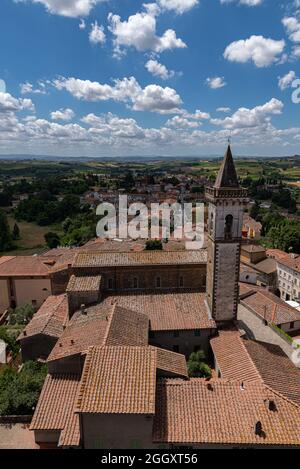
left=0, top=0, right=299, bottom=157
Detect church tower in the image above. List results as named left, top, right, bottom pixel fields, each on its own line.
left=205, top=145, right=248, bottom=324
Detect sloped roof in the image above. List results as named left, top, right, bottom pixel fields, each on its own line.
left=101, top=290, right=216, bottom=331
left=241, top=289, right=300, bottom=325
left=0, top=256, right=54, bottom=277
left=211, top=331, right=261, bottom=382
left=76, top=346, right=157, bottom=415
left=153, top=378, right=300, bottom=446
left=66, top=275, right=101, bottom=292
left=30, top=373, right=81, bottom=447
left=214, top=145, right=239, bottom=189
left=73, top=250, right=207, bottom=268
left=19, top=294, right=68, bottom=340
left=47, top=303, right=149, bottom=362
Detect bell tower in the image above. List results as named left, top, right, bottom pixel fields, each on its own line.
left=205, top=145, right=248, bottom=324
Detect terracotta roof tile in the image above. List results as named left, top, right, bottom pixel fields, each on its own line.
left=101, top=290, right=216, bottom=331
left=151, top=346, right=188, bottom=379
left=0, top=256, right=54, bottom=277
left=211, top=331, right=261, bottom=383
left=241, top=289, right=300, bottom=325
left=19, top=294, right=68, bottom=340
left=30, top=373, right=81, bottom=447
left=277, top=254, right=300, bottom=273
left=153, top=379, right=300, bottom=446
left=48, top=303, right=149, bottom=362
left=66, top=275, right=101, bottom=292
left=73, top=250, right=207, bottom=269
left=76, top=346, right=157, bottom=414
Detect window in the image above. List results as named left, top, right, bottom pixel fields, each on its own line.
left=224, top=214, right=233, bottom=240
left=173, top=345, right=179, bottom=353
left=290, top=322, right=295, bottom=330
left=108, top=278, right=113, bottom=290
left=133, top=277, right=138, bottom=289
left=194, top=329, right=201, bottom=337
left=173, top=331, right=179, bottom=338
left=149, top=331, right=155, bottom=339
left=156, top=277, right=161, bottom=288
left=32, top=300, right=37, bottom=307
left=179, top=276, right=184, bottom=288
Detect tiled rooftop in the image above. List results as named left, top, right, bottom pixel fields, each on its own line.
left=73, top=250, right=207, bottom=268
left=48, top=303, right=149, bottom=362
left=211, top=331, right=300, bottom=407
left=277, top=254, right=300, bottom=273
left=19, top=294, right=68, bottom=340
left=30, top=373, right=81, bottom=447
left=66, top=274, right=101, bottom=292
left=153, top=378, right=300, bottom=446
left=241, top=289, right=300, bottom=325
left=152, top=346, right=188, bottom=379
left=0, top=256, right=54, bottom=276
left=76, top=346, right=157, bottom=415
left=101, top=290, right=216, bottom=331
left=211, top=330, right=261, bottom=382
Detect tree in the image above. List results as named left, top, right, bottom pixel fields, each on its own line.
left=0, top=210, right=12, bottom=251
left=44, top=232, right=60, bottom=249
left=145, top=240, right=163, bottom=251
left=8, top=304, right=35, bottom=326
left=187, top=350, right=212, bottom=378
left=0, top=361, right=47, bottom=416
left=12, top=223, right=20, bottom=240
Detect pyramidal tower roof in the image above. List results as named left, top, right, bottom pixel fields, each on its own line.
left=214, top=145, right=240, bottom=189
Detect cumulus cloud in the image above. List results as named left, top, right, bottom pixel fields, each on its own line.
left=220, top=0, right=263, bottom=6
left=0, top=92, right=34, bottom=113
left=224, top=35, right=285, bottom=67
left=14, top=0, right=106, bottom=18
left=166, top=115, right=199, bottom=129
left=211, top=98, right=283, bottom=130
left=50, top=108, right=75, bottom=121
left=282, top=17, right=300, bottom=43
left=217, top=107, right=231, bottom=113
left=206, top=77, right=227, bottom=89
left=89, top=21, right=106, bottom=45
left=158, top=0, right=198, bottom=14
left=145, top=59, right=175, bottom=80
left=79, top=19, right=86, bottom=30
left=53, top=76, right=182, bottom=114
left=107, top=7, right=186, bottom=56
left=278, top=71, right=297, bottom=90
left=20, top=81, right=47, bottom=95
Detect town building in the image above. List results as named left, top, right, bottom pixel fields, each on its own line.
left=277, top=254, right=300, bottom=302
left=25, top=146, right=300, bottom=449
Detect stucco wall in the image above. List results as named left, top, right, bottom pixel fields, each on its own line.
left=81, top=414, right=154, bottom=449
left=14, top=278, right=52, bottom=308
left=0, top=279, right=10, bottom=312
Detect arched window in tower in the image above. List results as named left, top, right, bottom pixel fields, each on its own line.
left=224, top=214, right=233, bottom=240
left=156, top=276, right=161, bottom=288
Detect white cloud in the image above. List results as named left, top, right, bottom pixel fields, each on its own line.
left=50, top=108, right=75, bottom=121
left=82, top=113, right=145, bottom=139
left=217, top=107, right=231, bottom=113
left=220, top=0, right=263, bottom=6
left=292, top=46, right=300, bottom=58
left=206, top=76, right=227, bottom=89
left=79, top=19, right=86, bottom=30
left=14, top=0, right=106, bottom=18
left=53, top=76, right=182, bottom=114
left=282, top=17, right=300, bottom=43
left=0, top=92, right=34, bottom=113
left=158, top=0, right=198, bottom=14
left=278, top=71, right=297, bottom=90
left=20, top=81, right=47, bottom=95
left=0, top=80, right=6, bottom=93
left=183, top=109, right=211, bottom=119
left=145, top=59, right=175, bottom=80
left=211, top=98, right=283, bottom=130
left=107, top=7, right=186, bottom=55
left=166, top=115, right=199, bottom=129
left=89, top=21, right=106, bottom=45
left=224, top=35, right=285, bottom=67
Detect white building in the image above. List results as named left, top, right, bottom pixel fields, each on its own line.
left=277, top=254, right=300, bottom=302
